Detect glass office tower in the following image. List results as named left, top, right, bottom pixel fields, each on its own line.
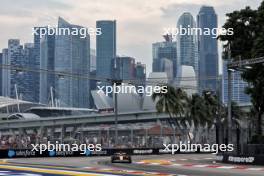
left=0, top=53, right=2, bottom=96
left=96, top=20, right=116, bottom=82
left=177, top=12, right=198, bottom=75
left=2, top=48, right=9, bottom=97
left=152, top=35, right=177, bottom=78
left=222, top=61, right=250, bottom=105
left=55, top=17, right=90, bottom=108
left=197, top=6, right=219, bottom=93
left=40, top=30, right=55, bottom=105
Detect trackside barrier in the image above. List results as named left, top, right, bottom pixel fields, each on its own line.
left=216, top=154, right=264, bottom=166
left=0, top=148, right=204, bottom=159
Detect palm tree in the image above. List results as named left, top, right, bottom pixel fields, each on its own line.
left=203, top=92, right=218, bottom=123
left=152, top=85, right=186, bottom=135
left=180, top=93, right=213, bottom=143
left=185, top=94, right=210, bottom=127
left=221, top=102, right=246, bottom=129
left=201, top=91, right=221, bottom=144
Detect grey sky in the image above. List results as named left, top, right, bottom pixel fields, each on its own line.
left=0, top=0, right=262, bottom=74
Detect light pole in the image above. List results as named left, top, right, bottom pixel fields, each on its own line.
left=227, top=67, right=233, bottom=145
left=114, top=83, right=118, bottom=145
left=227, top=43, right=233, bottom=145
left=112, top=80, right=122, bottom=146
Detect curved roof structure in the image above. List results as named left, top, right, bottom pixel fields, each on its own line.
left=0, top=96, right=30, bottom=108
left=0, top=96, right=44, bottom=114
left=7, top=113, right=40, bottom=120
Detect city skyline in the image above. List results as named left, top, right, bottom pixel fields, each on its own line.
left=0, top=1, right=261, bottom=107
left=0, top=1, right=263, bottom=174
left=0, top=0, right=261, bottom=74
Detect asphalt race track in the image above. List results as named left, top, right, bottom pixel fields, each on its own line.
left=1, top=154, right=264, bottom=176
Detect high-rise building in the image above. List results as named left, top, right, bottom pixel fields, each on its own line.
left=7, top=39, right=28, bottom=100
left=24, top=43, right=38, bottom=102
left=4, top=40, right=21, bottom=98
left=197, top=6, right=219, bottom=93
left=2, top=48, right=8, bottom=97
left=160, top=58, right=174, bottom=80
left=135, top=62, right=146, bottom=81
left=113, top=56, right=135, bottom=80
left=0, top=53, right=2, bottom=96
left=2, top=40, right=40, bottom=102
left=90, top=49, right=96, bottom=72
left=177, top=12, right=198, bottom=74
left=40, top=30, right=55, bottom=105
left=96, top=20, right=116, bottom=82
left=152, top=35, right=177, bottom=78
left=55, top=17, right=90, bottom=108
left=135, top=62, right=146, bottom=97
left=8, top=39, right=23, bottom=99
left=33, top=27, right=41, bottom=102
left=89, top=49, right=97, bottom=107
left=222, top=61, right=250, bottom=105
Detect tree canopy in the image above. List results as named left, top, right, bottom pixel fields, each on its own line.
left=219, top=1, right=264, bottom=136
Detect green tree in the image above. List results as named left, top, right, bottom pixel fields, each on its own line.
left=221, top=102, right=246, bottom=124
left=219, top=1, right=264, bottom=136
left=202, top=92, right=219, bottom=127
left=181, top=94, right=211, bottom=143
left=152, top=85, right=187, bottom=133
left=184, top=94, right=210, bottom=128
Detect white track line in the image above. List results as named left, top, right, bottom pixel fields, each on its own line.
left=217, top=166, right=236, bottom=169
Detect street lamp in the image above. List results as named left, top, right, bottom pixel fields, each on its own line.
left=110, top=79, right=122, bottom=146
left=227, top=67, right=233, bottom=145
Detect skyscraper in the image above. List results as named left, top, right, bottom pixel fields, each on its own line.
left=2, top=40, right=40, bottom=102
left=160, top=58, right=174, bottom=80
left=2, top=48, right=8, bottom=97
left=4, top=40, right=21, bottom=98
left=89, top=49, right=97, bottom=107
left=177, top=12, right=198, bottom=74
left=90, top=49, right=96, bottom=72
left=197, top=6, right=219, bottom=93
left=8, top=39, right=23, bottom=99
left=222, top=61, right=250, bottom=105
left=113, top=56, right=135, bottom=80
left=0, top=53, right=2, bottom=96
left=135, top=62, right=146, bottom=97
left=55, top=17, right=90, bottom=108
left=135, top=62, right=146, bottom=81
left=96, top=20, right=116, bottom=81
left=7, top=39, right=30, bottom=100
left=40, top=30, right=55, bottom=105
left=152, top=35, right=177, bottom=78
left=33, top=27, right=41, bottom=102
left=24, top=43, right=38, bottom=102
